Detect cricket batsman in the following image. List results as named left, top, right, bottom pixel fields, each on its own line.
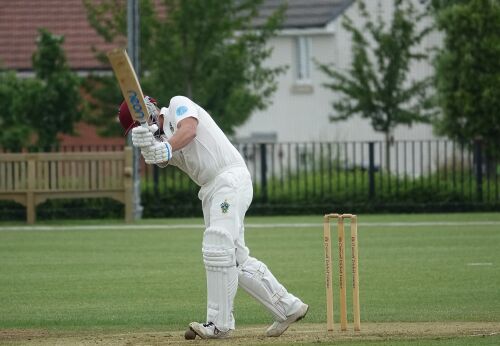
left=118, top=95, right=308, bottom=339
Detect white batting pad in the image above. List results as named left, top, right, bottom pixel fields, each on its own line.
left=238, top=257, right=302, bottom=322
left=202, top=227, right=237, bottom=331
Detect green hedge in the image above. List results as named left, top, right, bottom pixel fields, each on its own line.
left=1, top=168, right=498, bottom=222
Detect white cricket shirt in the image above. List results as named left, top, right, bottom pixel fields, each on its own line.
left=160, top=96, right=246, bottom=186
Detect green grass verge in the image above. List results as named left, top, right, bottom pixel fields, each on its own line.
left=0, top=213, right=499, bottom=333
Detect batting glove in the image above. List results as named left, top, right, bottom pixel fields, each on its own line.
left=143, top=141, right=173, bottom=165
left=140, top=145, right=155, bottom=164
left=131, top=125, right=157, bottom=148
left=144, top=96, right=160, bottom=123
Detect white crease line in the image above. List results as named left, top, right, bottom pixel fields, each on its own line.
left=470, top=332, right=499, bottom=337
left=251, top=221, right=500, bottom=227
left=467, top=263, right=493, bottom=266
left=0, top=221, right=499, bottom=231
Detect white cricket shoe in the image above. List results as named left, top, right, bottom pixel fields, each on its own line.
left=188, top=322, right=231, bottom=339
left=266, top=303, right=309, bottom=337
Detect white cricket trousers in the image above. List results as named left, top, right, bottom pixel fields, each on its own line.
left=199, top=166, right=303, bottom=331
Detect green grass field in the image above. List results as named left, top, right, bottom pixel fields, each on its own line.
left=0, top=213, right=499, bottom=345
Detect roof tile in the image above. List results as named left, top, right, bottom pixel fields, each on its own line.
left=1, top=0, right=352, bottom=72
left=0, top=0, right=120, bottom=71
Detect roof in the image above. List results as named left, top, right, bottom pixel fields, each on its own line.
left=0, top=0, right=353, bottom=72
left=0, top=0, right=118, bottom=72
left=254, top=0, right=354, bottom=29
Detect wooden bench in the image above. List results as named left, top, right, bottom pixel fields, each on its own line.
left=0, top=148, right=133, bottom=223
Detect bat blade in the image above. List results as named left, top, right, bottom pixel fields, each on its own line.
left=107, top=48, right=149, bottom=128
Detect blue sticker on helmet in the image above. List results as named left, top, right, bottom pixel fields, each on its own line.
left=176, top=106, right=188, bottom=116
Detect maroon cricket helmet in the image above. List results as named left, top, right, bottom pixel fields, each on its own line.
left=117, top=96, right=157, bottom=135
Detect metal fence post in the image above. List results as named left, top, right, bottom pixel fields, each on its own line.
left=260, top=143, right=268, bottom=202
left=474, top=139, right=483, bottom=201
left=153, top=165, right=159, bottom=197
left=368, top=142, right=375, bottom=199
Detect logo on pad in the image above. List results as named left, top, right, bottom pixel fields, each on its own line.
left=220, top=200, right=230, bottom=214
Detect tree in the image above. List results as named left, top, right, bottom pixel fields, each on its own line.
left=28, top=29, right=83, bottom=149
left=83, top=0, right=286, bottom=136
left=0, top=29, right=82, bottom=151
left=432, top=0, right=500, bottom=160
left=0, top=71, right=33, bottom=151
left=317, top=0, right=433, bottom=170
left=82, top=0, right=158, bottom=137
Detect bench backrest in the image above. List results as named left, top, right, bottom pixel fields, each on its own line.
left=0, top=148, right=133, bottom=223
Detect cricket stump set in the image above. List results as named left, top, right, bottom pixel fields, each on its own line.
left=323, top=213, right=361, bottom=332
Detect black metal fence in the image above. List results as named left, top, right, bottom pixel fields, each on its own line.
left=2, top=139, right=498, bottom=220
left=142, top=139, right=499, bottom=215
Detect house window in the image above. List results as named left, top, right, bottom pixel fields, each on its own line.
left=292, top=36, right=314, bottom=94
left=296, top=36, right=311, bottom=81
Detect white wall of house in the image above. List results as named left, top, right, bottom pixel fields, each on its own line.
left=234, top=0, right=442, bottom=143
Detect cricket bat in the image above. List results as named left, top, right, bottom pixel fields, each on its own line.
left=107, top=48, right=149, bottom=129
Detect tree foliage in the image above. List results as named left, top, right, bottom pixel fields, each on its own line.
left=28, top=29, right=83, bottom=149
left=432, top=0, right=500, bottom=158
left=0, top=29, right=82, bottom=151
left=83, top=0, right=286, bottom=136
left=0, top=72, right=33, bottom=151
left=82, top=0, right=157, bottom=137
left=317, top=0, right=434, bottom=145
left=429, top=0, right=470, bottom=11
